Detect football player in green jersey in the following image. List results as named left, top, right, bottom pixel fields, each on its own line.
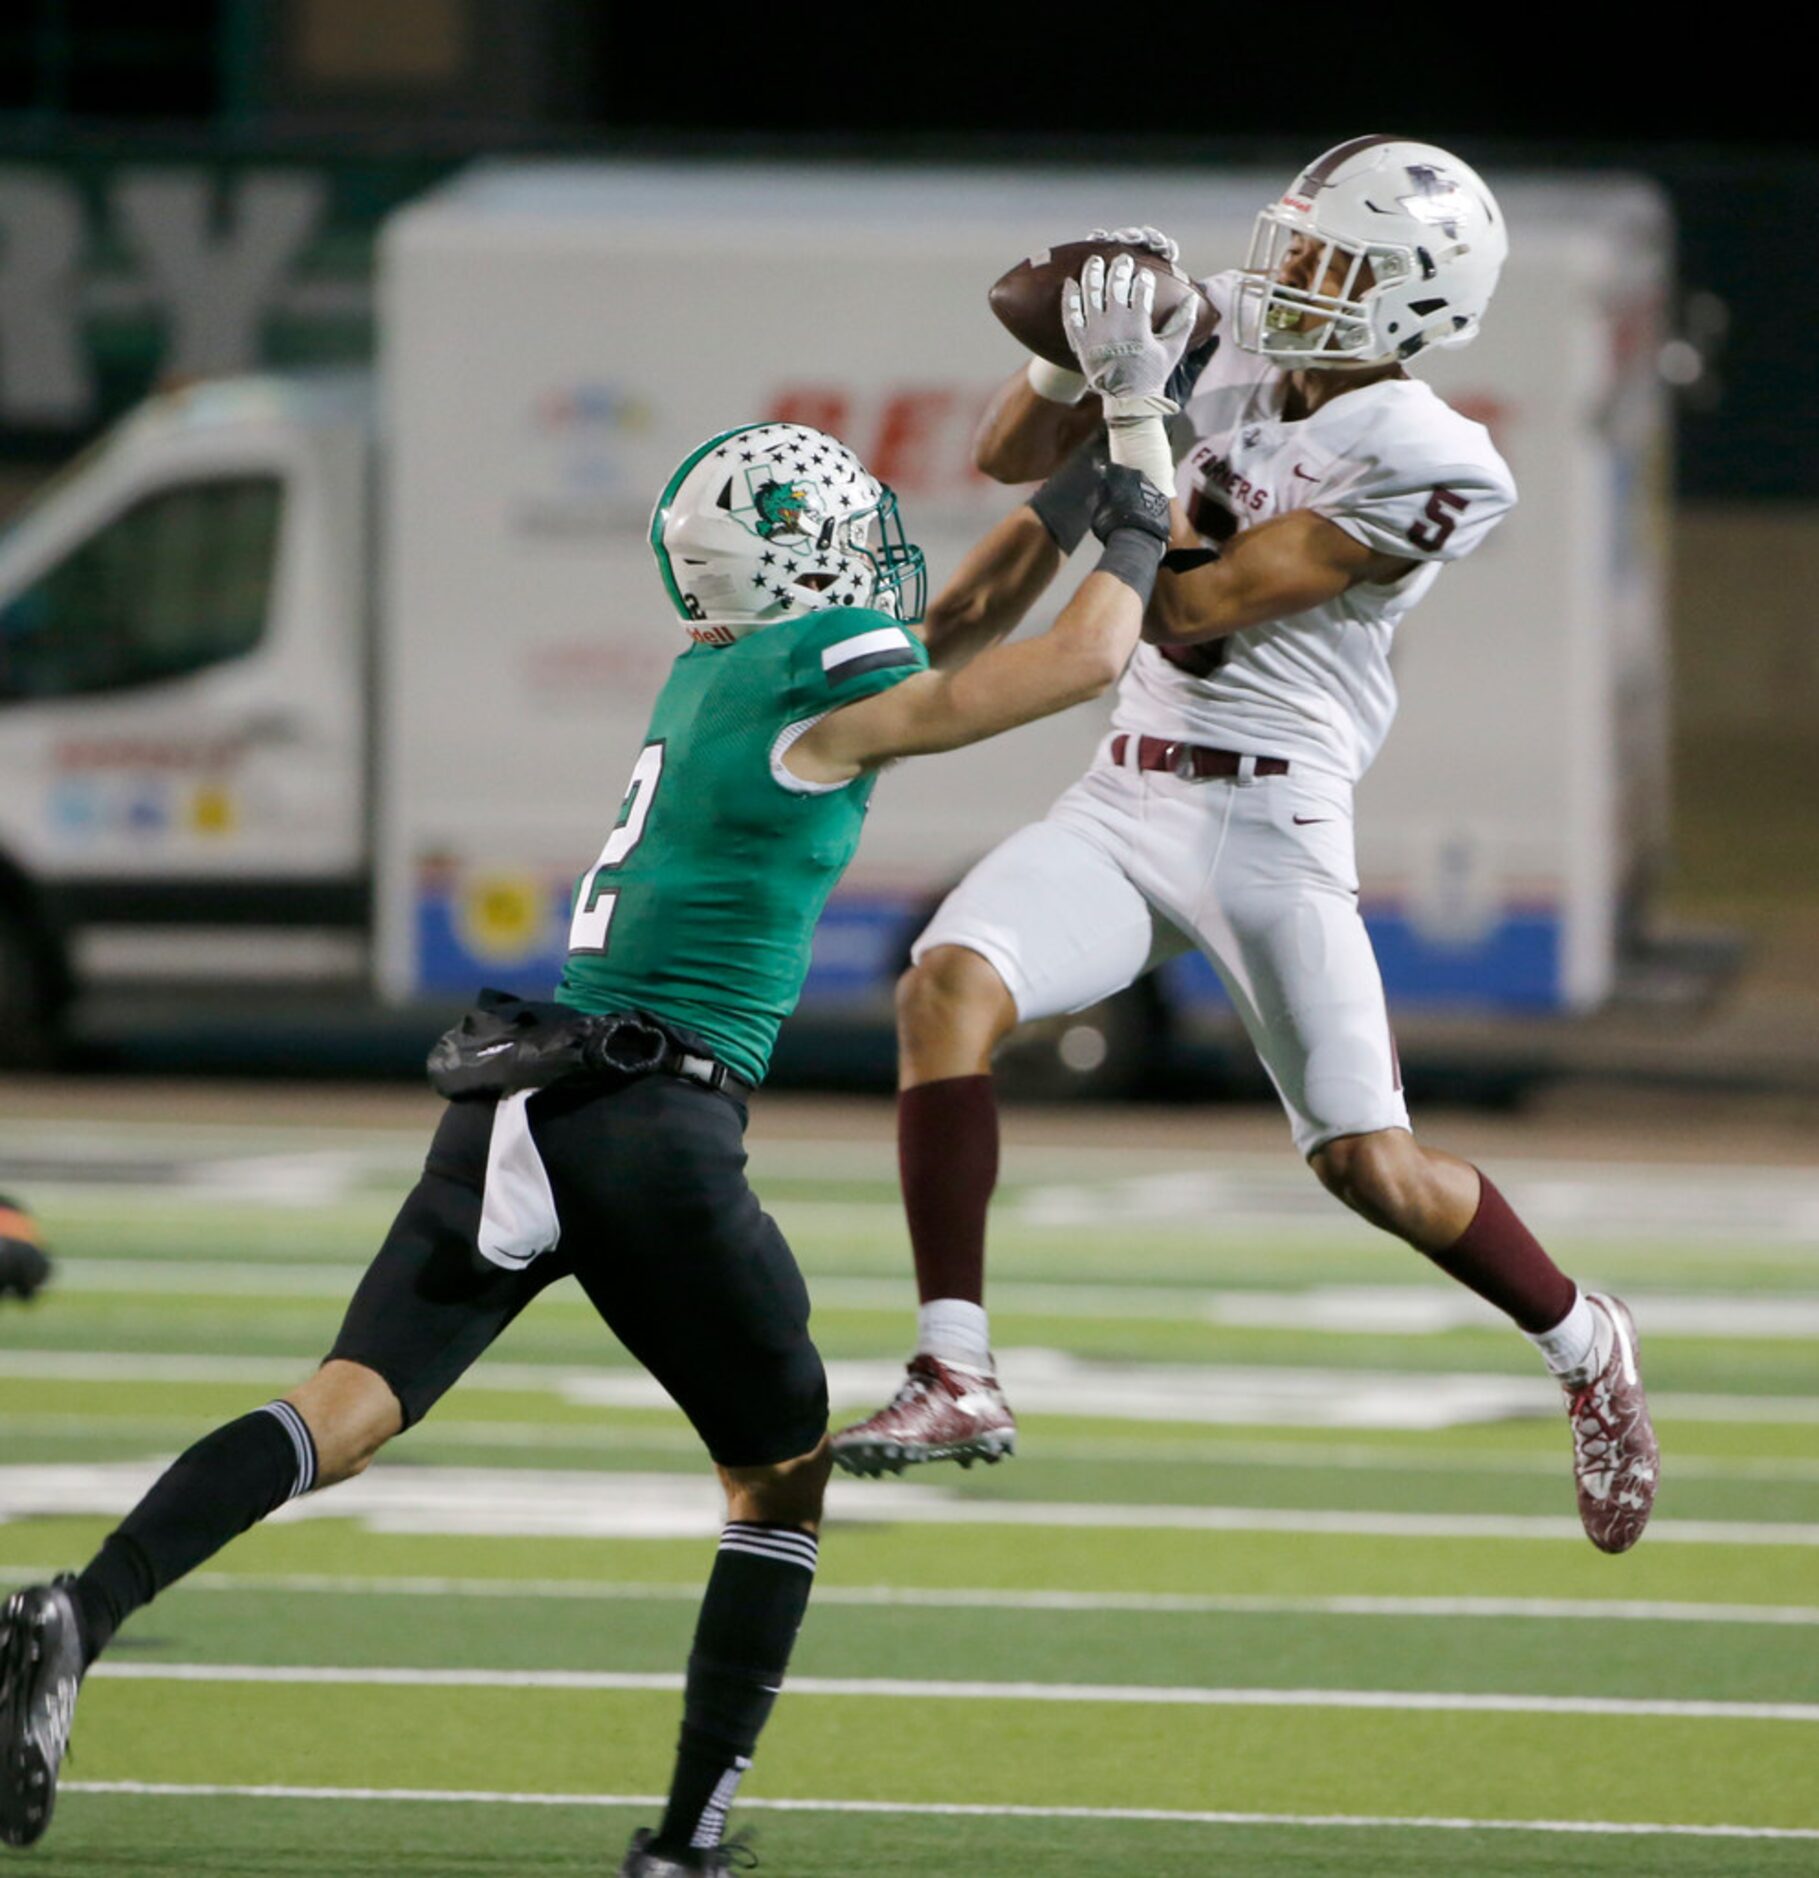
left=2, top=263, right=1190, bottom=1874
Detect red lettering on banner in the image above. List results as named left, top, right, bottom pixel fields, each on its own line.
left=870, top=391, right=954, bottom=491
left=762, top=386, right=1004, bottom=496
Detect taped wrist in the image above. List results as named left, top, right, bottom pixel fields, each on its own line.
left=1026, top=434, right=1109, bottom=553
left=1093, top=526, right=1169, bottom=607
left=1105, top=412, right=1177, bottom=499
left=1026, top=356, right=1089, bottom=404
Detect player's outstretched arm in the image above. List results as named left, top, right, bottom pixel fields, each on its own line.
left=924, top=424, right=1145, bottom=672
left=786, top=468, right=1170, bottom=783
left=1145, top=506, right=1416, bottom=645
left=919, top=504, right=1065, bottom=672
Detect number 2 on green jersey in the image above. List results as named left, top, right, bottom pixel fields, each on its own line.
left=569, top=741, right=665, bottom=955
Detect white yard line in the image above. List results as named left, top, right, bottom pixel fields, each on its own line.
left=933, top=1433, right=1819, bottom=1483
left=84, top=1662, right=1819, bottom=1722
left=59, top=1782, right=1819, bottom=1842
left=7, top=1409, right=1819, bottom=1485
left=6, top=1462, right=1819, bottom=1546
left=12, top=1346, right=1817, bottom=1434
left=1012, top=1169, right=1819, bottom=1248
left=45, top=1261, right=1819, bottom=1341
left=0, top=1351, right=579, bottom=1395
left=11, top=1409, right=1819, bottom=1486
left=7, top=1460, right=1819, bottom=1546
left=18, top=1117, right=1818, bottom=1194
left=10, top=1117, right=1819, bottom=1244
left=7, top=1565, right=1815, bottom=1626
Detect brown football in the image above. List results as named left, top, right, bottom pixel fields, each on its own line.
left=989, top=239, right=1217, bottom=372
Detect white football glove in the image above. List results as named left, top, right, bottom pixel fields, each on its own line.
left=1064, top=253, right=1193, bottom=494
left=1024, top=229, right=1184, bottom=404
left=1084, top=224, right=1181, bottom=267
left=1063, top=252, right=1196, bottom=415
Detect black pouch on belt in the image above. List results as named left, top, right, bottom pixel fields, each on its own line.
left=426, top=988, right=669, bottom=1101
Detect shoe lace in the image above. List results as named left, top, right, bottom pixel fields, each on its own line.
left=892, top=1367, right=939, bottom=1407
left=712, top=1833, right=759, bottom=1871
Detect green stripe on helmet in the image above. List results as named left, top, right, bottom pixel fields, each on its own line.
left=647, top=423, right=770, bottom=620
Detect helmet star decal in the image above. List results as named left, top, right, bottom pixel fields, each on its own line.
left=649, top=421, right=928, bottom=642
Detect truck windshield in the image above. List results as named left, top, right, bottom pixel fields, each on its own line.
left=0, top=476, right=282, bottom=703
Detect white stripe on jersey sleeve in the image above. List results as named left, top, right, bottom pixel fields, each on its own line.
left=821, top=626, right=911, bottom=673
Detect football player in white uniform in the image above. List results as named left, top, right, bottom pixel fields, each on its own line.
left=833, top=137, right=1661, bottom=1554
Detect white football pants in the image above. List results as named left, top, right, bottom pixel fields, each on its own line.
left=913, top=738, right=1411, bottom=1156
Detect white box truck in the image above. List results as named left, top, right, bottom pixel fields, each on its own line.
left=0, top=161, right=1672, bottom=1078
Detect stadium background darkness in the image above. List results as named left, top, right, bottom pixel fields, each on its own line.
left=0, top=1, right=1814, bottom=501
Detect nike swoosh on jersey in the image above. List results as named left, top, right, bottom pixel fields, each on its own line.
left=1291, top=814, right=1330, bottom=825
left=1292, top=465, right=1321, bottom=481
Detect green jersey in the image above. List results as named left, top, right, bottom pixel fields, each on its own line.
left=555, top=607, right=928, bottom=1084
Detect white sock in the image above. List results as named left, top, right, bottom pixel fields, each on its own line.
left=917, top=1298, right=991, bottom=1372
left=1526, top=1289, right=1606, bottom=1384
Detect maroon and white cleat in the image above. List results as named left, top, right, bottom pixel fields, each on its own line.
left=831, top=1355, right=1017, bottom=1477
left=1563, top=1294, right=1659, bottom=1554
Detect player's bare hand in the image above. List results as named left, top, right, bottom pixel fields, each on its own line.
left=1063, top=253, right=1196, bottom=416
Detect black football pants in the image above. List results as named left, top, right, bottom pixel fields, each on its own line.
left=328, top=1075, right=828, bottom=1467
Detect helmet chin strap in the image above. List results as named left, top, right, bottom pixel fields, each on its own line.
left=1300, top=350, right=1401, bottom=375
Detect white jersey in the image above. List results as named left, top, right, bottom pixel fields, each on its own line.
left=1113, top=270, right=1517, bottom=781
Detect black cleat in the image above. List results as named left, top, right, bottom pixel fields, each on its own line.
left=618, top=1828, right=758, bottom=1874
left=0, top=1578, right=84, bottom=1847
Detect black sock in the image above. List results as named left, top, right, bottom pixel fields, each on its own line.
left=72, top=1401, right=318, bottom=1666
left=654, top=1521, right=819, bottom=1854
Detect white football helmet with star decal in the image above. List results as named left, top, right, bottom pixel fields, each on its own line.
left=649, top=422, right=927, bottom=645
left=1235, top=135, right=1507, bottom=367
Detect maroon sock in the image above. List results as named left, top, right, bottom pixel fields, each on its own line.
left=1425, top=1171, right=1577, bottom=1333
left=898, top=1075, right=999, bottom=1305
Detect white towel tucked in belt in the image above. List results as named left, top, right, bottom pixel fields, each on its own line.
left=477, top=1091, right=561, bottom=1270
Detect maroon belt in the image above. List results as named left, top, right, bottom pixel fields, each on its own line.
left=1109, top=733, right=1290, bottom=779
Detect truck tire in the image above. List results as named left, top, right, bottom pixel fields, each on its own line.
left=0, top=907, right=65, bottom=1069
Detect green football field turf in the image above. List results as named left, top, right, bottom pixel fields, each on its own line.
left=2, top=1110, right=1816, bottom=1875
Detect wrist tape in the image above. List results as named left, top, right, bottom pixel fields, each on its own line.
left=1106, top=414, right=1177, bottom=500
left=1026, top=357, right=1089, bottom=405
left=1093, top=526, right=1169, bottom=607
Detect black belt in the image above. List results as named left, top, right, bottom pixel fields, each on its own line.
left=428, top=992, right=751, bottom=1104
left=1109, top=733, right=1291, bottom=779
left=666, top=1041, right=752, bottom=1100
